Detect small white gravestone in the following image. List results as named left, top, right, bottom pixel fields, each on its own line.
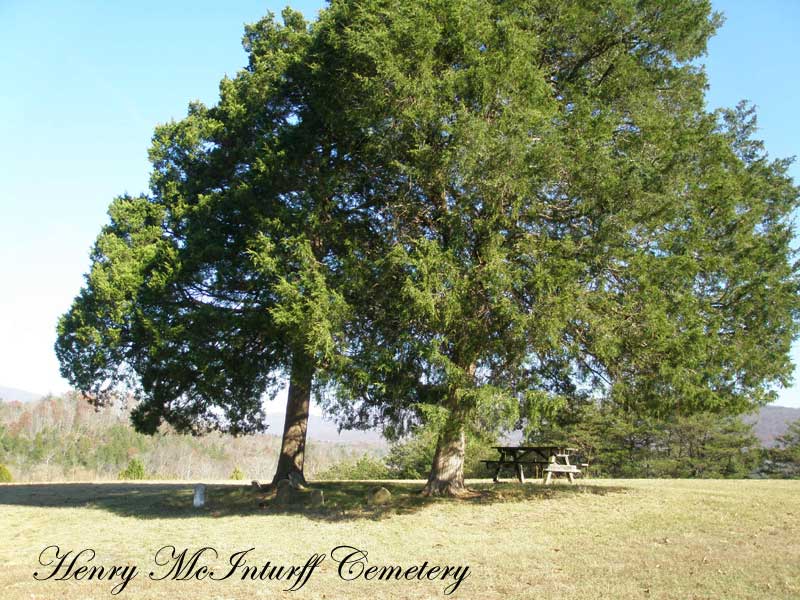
left=193, top=484, right=206, bottom=508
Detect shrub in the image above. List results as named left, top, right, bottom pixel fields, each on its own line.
left=118, top=457, right=146, bottom=480
left=0, top=463, right=12, bottom=483
left=230, top=466, right=245, bottom=480
left=316, top=454, right=389, bottom=480
left=386, top=425, right=497, bottom=479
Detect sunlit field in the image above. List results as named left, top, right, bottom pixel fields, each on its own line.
left=1, top=478, right=798, bottom=599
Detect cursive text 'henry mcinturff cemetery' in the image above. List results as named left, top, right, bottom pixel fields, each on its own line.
left=34, top=545, right=470, bottom=595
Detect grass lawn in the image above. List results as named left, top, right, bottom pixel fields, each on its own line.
left=0, top=478, right=798, bottom=599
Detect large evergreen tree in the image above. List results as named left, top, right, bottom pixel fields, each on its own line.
left=56, top=9, right=368, bottom=486
left=315, top=0, right=800, bottom=495
left=57, top=1, right=799, bottom=497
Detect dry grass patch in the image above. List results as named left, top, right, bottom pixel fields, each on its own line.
left=0, top=479, right=797, bottom=599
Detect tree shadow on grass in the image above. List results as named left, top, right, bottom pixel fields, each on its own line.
left=0, top=480, right=629, bottom=522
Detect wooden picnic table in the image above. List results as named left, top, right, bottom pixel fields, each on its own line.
left=483, top=445, right=581, bottom=485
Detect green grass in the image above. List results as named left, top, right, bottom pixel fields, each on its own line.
left=1, top=478, right=798, bottom=599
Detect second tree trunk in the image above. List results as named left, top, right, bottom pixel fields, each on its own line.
left=422, top=404, right=468, bottom=496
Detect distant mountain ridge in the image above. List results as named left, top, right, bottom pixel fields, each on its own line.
left=0, top=385, right=43, bottom=404
left=264, top=413, right=386, bottom=446
left=744, top=405, right=800, bottom=448
left=1, top=384, right=798, bottom=447
left=0, top=384, right=385, bottom=446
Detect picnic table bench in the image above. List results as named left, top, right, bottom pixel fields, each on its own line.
left=483, top=446, right=581, bottom=485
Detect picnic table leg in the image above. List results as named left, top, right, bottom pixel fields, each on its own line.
left=492, top=455, right=503, bottom=483
left=544, top=453, right=556, bottom=485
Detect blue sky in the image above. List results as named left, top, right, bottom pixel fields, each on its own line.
left=1, top=1, right=799, bottom=409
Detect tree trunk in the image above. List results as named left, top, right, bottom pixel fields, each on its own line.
left=271, top=351, right=314, bottom=488
left=422, top=405, right=469, bottom=497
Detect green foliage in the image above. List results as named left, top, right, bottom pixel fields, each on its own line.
left=386, top=424, right=496, bottom=479
left=762, top=419, right=800, bottom=478
left=55, top=7, right=370, bottom=437
left=118, top=458, right=146, bottom=481
left=316, top=454, right=389, bottom=480
left=531, top=402, right=762, bottom=478
left=775, top=420, right=800, bottom=458
left=384, top=429, right=436, bottom=480
left=230, top=466, right=245, bottom=480
left=320, top=0, right=800, bottom=486
left=0, top=463, right=12, bottom=483
left=53, top=1, right=800, bottom=491
left=94, top=424, right=149, bottom=469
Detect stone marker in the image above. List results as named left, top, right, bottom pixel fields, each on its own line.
left=193, top=484, right=206, bottom=508
left=368, top=486, right=391, bottom=505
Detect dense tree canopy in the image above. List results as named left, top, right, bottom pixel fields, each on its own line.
left=313, top=0, right=800, bottom=494
left=56, top=8, right=373, bottom=485
left=57, top=0, right=799, bottom=496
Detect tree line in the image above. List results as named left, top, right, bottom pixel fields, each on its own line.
left=2, top=395, right=799, bottom=483
left=0, top=395, right=380, bottom=482
left=55, top=1, right=799, bottom=496
left=325, top=406, right=800, bottom=480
